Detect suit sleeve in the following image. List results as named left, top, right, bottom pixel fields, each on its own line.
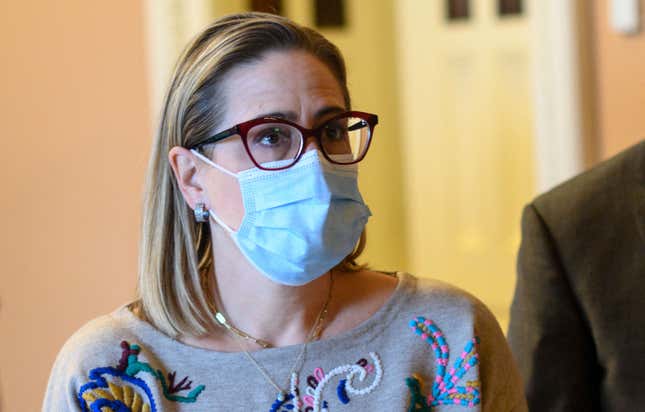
left=507, top=204, right=599, bottom=411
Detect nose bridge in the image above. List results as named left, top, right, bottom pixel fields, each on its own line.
left=302, top=126, right=321, bottom=152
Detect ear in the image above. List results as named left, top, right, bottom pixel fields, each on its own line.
left=168, top=146, right=206, bottom=210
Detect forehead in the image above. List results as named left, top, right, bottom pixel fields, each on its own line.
left=219, top=49, right=346, bottom=126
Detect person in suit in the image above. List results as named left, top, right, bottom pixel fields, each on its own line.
left=508, top=140, right=645, bottom=411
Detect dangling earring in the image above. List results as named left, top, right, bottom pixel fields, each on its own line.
left=194, top=203, right=209, bottom=223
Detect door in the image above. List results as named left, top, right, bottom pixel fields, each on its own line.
left=396, top=0, right=536, bottom=328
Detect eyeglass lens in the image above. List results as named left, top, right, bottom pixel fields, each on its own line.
left=246, top=115, right=371, bottom=169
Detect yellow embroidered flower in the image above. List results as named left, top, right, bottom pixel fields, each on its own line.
left=81, top=382, right=151, bottom=412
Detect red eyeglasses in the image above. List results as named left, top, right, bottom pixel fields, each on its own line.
left=188, top=111, right=378, bottom=171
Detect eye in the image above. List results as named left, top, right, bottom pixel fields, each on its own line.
left=253, top=127, right=291, bottom=147
left=323, top=123, right=347, bottom=140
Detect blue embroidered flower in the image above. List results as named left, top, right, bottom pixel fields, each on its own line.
left=77, top=341, right=205, bottom=412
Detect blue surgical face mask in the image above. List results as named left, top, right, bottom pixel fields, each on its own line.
left=191, top=149, right=371, bottom=286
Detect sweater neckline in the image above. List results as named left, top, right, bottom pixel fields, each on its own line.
left=114, top=272, right=415, bottom=361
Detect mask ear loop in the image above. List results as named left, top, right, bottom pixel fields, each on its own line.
left=190, top=149, right=238, bottom=235
left=207, top=209, right=236, bottom=235
left=191, top=149, right=238, bottom=178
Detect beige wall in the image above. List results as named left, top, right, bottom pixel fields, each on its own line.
left=0, top=2, right=150, bottom=410
left=592, top=0, right=645, bottom=158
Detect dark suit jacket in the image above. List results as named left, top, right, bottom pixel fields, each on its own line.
left=508, top=140, right=645, bottom=411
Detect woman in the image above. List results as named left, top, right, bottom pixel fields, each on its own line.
left=44, top=12, right=526, bottom=411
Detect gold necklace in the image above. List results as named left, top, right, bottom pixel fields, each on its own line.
left=222, top=273, right=333, bottom=402
left=214, top=273, right=333, bottom=348
left=215, top=312, right=272, bottom=348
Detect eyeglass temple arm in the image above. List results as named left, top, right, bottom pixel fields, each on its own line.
left=347, top=119, right=369, bottom=132
left=189, top=126, right=239, bottom=149
left=350, top=113, right=378, bottom=130
left=346, top=114, right=379, bottom=132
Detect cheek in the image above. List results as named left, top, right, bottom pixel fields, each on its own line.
left=212, top=138, right=255, bottom=172
left=204, top=170, right=245, bottom=231
left=204, top=139, right=253, bottom=230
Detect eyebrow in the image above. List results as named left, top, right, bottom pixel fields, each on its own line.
left=257, top=106, right=346, bottom=123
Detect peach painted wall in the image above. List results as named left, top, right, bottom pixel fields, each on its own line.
left=0, top=1, right=150, bottom=410
left=592, top=0, right=645, bottom=158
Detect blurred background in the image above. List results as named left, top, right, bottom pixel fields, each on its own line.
left=1, top=0, right=643, bottom=410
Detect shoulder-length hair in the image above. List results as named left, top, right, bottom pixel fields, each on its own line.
left=135, top=12, right=366, bottom=338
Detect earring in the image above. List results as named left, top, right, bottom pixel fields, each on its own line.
left=194, top=203, right=210, bottom=223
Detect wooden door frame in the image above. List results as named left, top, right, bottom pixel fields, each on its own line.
left=529, top=0, right=597, bottom=193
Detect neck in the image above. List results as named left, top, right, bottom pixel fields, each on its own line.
left=209, top=225, right=333, bottom=349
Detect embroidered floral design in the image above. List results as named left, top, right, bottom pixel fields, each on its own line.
left=77, top=341, right=205, bottom=412
left=406, top=317, right=481, bottom=410
left=269, top=353, right=383, bottom=412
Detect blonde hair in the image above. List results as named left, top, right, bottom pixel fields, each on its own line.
left=135, top=12, right=367, bottom=338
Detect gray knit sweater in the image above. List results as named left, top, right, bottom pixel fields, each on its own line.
left=43, top=273, right=527, bottom=411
